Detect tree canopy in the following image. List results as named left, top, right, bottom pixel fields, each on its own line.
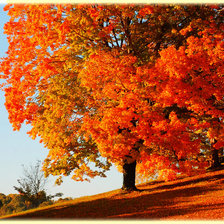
left=1, top=4, right=224, bottom=188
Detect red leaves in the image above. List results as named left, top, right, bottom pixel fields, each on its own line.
left=214, top=141, right=224, bottom=150
left=88, top=7, right=101, bottom=19
left=138, top=6, right=154, bottom=17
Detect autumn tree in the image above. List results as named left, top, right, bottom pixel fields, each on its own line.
left=1, top=4, right=224, bottom=191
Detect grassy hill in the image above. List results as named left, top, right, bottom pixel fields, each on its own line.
left=1, top=169, right=224, bottom=220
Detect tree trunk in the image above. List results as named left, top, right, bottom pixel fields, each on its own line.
left=211, top=148, right=221, bottom=168
left=122, top=160, right=138, bottom=191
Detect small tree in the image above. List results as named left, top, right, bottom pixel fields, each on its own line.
left=14, top=160, right=62, bottom=208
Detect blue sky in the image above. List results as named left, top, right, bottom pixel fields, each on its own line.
left=0, top=4, right=122, bottom=199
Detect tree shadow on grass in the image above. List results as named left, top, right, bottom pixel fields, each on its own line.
left=150, top=173, right=224, bottom=191
left=7, top=182, right=224, bottom=220
left=105, top=185, right=222, bottom=219
left=109, top=202, right=224, bottom=219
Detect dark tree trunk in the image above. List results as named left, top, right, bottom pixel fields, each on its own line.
left=211, top=148, right=221, bottom=168
left=122, top=160, right=138, bottom=191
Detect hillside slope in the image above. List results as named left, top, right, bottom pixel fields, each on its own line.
left=2, top=169, right=224, bottom=220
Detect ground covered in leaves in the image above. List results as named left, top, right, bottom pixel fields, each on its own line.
left=2, top=169, right=224, bottom=220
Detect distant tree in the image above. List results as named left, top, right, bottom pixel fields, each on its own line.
left=7, top=194, right=27, bottom=213
left=38, top=200, right=53, bottom=207
left=14, top=160, right=62, bottom=208
left=0, top=194, right=27, bottom=216
left=14, top=161, right=47, bottom=198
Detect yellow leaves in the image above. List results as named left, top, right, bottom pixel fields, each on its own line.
left=55, top=176, right=63, bottom=185
left=158, top=169, right=177, bottom=181
left=207, top=125, right=224, bottom=147
left=171, top=28, right=177, bottom=34
left=169, top=111, right=179, bottom=126
left=137, top=152, right=178, bottom=182
left=207, top=128, right=217, bottom=141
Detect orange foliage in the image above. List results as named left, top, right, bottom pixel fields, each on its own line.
left=0, top=4, right=223, bottom=183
